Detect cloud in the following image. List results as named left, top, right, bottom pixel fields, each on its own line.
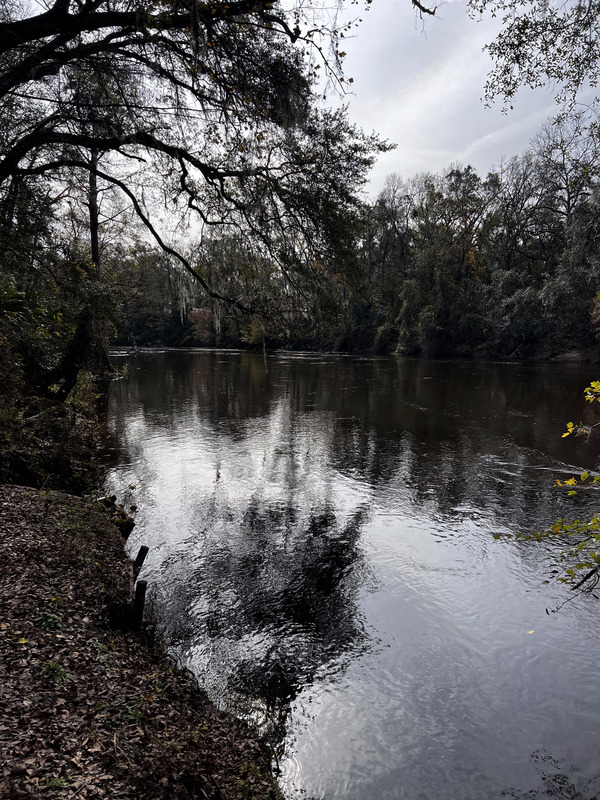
left=332, top=0, right=562, bottom=194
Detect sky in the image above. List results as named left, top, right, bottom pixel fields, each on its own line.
left=330, top=0, right=561, bottom=195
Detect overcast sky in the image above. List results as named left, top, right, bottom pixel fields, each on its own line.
left=330, top=0, right=561, bottom=195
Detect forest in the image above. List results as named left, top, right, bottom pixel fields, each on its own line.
left=5, top=108, right=600, bottom=363
left=113, top=113, right=600, bottom=359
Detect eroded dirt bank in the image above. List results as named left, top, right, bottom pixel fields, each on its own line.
left=0, top=484, right=282, bottom=800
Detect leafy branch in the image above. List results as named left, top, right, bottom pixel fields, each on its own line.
left=561, top=382, right=600, bottom=440
left=495, top=380, right=600, bottom=596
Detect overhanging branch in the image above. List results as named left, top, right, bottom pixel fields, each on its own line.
left=0, top=1, right=285, bottom=56
left=412, top=0, right=438, bottom=15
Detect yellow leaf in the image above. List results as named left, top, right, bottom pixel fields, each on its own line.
left=527, top=630, right=534, bottom=634
left=562, top=432, right=571, bottom=437
left=17, top=637, right=28, bottom=644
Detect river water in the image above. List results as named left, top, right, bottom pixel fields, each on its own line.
left=104, top=350, right=600, bottom=800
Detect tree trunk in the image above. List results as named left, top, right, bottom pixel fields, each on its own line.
left=89, top=148, right=100, bottom=275
left=32, top=304, right=94, bottom=401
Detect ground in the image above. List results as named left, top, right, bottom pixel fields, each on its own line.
left=0, top=484, right=283, bottom=800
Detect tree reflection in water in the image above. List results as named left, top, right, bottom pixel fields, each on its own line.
left=105, top=352, right=600, bottom=799
left=157, top=501, right=372, bottom=752
left=503, top=751, right=600, bottom=800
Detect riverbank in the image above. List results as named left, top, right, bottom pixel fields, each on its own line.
left=0, top=484, right=283, bottom=800
left=111, top=343, right=600, bottom=363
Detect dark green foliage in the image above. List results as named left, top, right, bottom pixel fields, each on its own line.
left=104, top=112, right=600, bottom=359
left=113, top=249, right=183, bottom=347
left=373, top=324, right=398, bottom=354
left=0, top=175, right=111, bottom=491
left=340, top=113, right=600, bottom=359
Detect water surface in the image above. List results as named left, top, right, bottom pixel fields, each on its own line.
left=104, top=351, right=600, bottom=799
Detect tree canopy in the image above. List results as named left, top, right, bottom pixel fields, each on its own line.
left=469, top=0, right=600, bottom=108
left=0, top=0, right=386, bottom=305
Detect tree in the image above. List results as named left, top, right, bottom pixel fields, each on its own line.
left=0, top=0, right=389, bottom=399
left=337, top=106, right=600, bottom=359
left=373, top=166, right=495, bottom=356
left=0, top=0, right=384, bottom=297
left=469, top=0, right=600, bottom=108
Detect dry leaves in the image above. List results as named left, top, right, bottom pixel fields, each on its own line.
left=0, top=485, right=282, bottom=800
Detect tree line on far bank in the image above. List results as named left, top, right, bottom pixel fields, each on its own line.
left=114, top=112, right=600, bottom=360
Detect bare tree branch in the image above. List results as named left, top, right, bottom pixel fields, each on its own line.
left=411, top=0, right=438, bottom=16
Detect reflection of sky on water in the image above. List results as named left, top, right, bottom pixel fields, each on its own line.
left=105, top=351, right=600, bottom=800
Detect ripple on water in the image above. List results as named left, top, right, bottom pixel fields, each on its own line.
left=104, top=352, right=600, bottom=800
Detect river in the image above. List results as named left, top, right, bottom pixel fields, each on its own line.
left=104, top=350, right=600, bottom=800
